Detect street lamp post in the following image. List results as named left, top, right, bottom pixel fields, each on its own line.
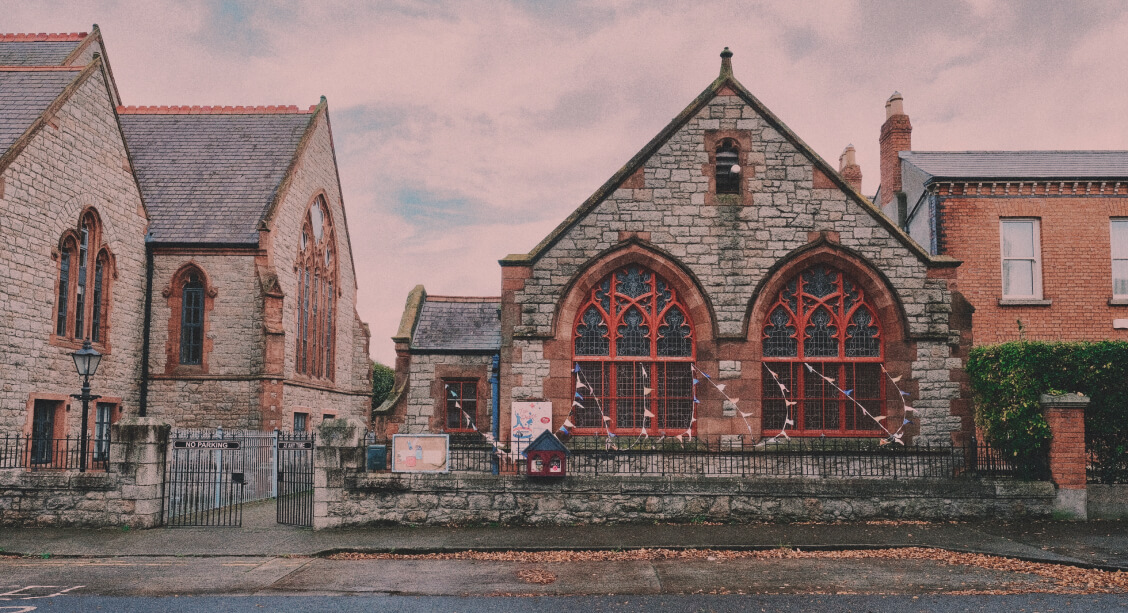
left=71, top=340, right=102, bottom=473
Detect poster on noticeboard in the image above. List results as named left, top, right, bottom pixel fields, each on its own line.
left=510, top=401, right=553, bottom=445
left=391, top=434, right=450, bottom=473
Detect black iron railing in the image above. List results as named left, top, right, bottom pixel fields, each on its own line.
left=0, top=432, right=112, bottom=471
left=1088, top=433, right=1128, bottom=484
left=365, top=434, right=1049, bottom=481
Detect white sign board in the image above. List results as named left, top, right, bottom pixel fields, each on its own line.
left=510, top=401, right=553, bottom=444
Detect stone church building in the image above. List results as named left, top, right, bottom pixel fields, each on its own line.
left=379, top=50, right=966, bottom=445
left=0, top=28, right=371, bottom=440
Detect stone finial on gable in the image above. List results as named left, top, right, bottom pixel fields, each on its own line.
left=719, top=47, right=734, bottom=79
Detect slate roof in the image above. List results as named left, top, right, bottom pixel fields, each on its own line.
left=901, top=151, right=1128, bottom=181
left=0, top=41, right=82, bottom=66
left=0, top=69, right=79, bottom=155
left=411, top=297, right=502, bottom=352
left=119, top=111, right=314, bottom=244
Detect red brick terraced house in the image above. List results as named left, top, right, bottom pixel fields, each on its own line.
left=0, top=28, right=371, bottom=445
left=377, top=50, right=967, bottom=447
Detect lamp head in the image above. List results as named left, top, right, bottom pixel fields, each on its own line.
left=72, top=339, right=102, bottom=378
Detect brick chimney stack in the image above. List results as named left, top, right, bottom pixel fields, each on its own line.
left=879, top=91, right=911, bottom=207
left=838, top=144, right=863, bottom=193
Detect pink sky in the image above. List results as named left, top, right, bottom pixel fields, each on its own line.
left=7, top=1, right=1128, bottom=365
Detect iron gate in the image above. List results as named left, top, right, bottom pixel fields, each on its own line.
left=164, top=431, right=246, bottom=527
left=276, top=432, right=314, bottom=527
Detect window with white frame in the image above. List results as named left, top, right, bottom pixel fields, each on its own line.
left=1000, top=219, right=1042, bottom=299
left=1112, top=219, right=1128, bottom=299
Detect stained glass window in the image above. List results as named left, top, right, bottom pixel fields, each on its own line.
left=572, top=265, right=696, bottom=435
left=761, top=265, right=885, bottom=435
left=296, top=196, right=336, bottom=380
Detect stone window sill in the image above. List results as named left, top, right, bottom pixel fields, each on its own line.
left=1109, top=297, right=1128, bottom=306
left=998, top=298, right=1052, bottom=307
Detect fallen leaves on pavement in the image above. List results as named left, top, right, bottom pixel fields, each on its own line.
left=331, top=546, right=1127, bottom=594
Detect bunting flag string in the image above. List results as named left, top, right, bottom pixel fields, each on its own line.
left=806, top=362, right=914, bottom=445
left=566, top=363, right=616, bottom=442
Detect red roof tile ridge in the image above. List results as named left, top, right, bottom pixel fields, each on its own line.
left=0, top=65, right=85, bottom=72
left=116, top=104, right=316, bottom=115
left=0, top=32, right=88, bottom=42
left=427, top=296, right=502, bottom=303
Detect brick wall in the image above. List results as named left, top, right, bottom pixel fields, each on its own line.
left=0, top=66, right=147, bottom=434
left=938, top=193, right=1128, bottom=344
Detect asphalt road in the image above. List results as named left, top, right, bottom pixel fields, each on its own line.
left=5, top=594, right=1128, bottom=612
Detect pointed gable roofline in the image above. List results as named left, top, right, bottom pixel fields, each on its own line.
left=500, top=48, right=957, bottom=269
left=0, top=59, right=93, bottom=170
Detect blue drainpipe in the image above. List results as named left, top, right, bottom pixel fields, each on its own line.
left=490, top=353, right=500, bottom=475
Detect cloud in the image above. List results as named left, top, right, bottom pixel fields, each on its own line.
left=6, top=0, right=1128, bottom=364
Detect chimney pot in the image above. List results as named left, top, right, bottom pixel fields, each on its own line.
left=885, top=91, right=905, bottom=119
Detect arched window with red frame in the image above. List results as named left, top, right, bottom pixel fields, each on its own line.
left=571, top=264, right=696, bottom=435
left=761, top=265, right=885, bottom=436
left=296, top=195, right=336, bottom=380
left=53, top=209, right=112, bottom=347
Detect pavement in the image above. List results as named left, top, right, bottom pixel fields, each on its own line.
left=2, top=501, right=1126, bottom=571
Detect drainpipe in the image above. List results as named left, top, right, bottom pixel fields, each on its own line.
left=490, top=353, right=500, bottom=475
left=138, top=234, right=154, bottom=417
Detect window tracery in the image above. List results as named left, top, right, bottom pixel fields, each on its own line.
left=53, top=210, right=111, bottom=346
left=296, top=195, right=337, bottom=380
left=761, top=265, right=885, bottom=435
left=572, top=264, right=695, bottom=435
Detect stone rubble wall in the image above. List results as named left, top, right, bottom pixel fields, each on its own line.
left=321, top=472, right=1053, bottom=527
left=0, top=418, right=169, bottom=527
left=401, top=353, right=494, bottom=434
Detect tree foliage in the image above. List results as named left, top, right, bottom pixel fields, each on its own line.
left=371, top=361, right=395, bottom=412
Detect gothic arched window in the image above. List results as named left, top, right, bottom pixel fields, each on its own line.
left=53, top=210, right=112, bottom=346
left=572, top=264, right=695, bottom=435
left=179, top=270, right=205, bottom=365
left=761, top=265, right=885, bottom=435
left=296, top=195, right=336, bottom=380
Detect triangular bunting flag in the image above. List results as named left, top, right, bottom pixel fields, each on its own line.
left=563, top=419, right=574, bottom=429
left=843, top=389, right=852, bottom=397
left=729, top=398, right=739, bottom=405
left=643, top=387, right=653, bottom=396
left=575, top=378, right=588, bottom=391
left=602, top=415, right=611, bottom=421
left=692, top=378, right=700, bottom=385
left=643, top=409, right=655, bottom=418
left=639, top=365, right=648, bottom=379
left=805, top=363, right=815, bottom=372
left=891, top=375, right=902, bottom=383
left=900, top=390, right=911, bottom=397
left=575, top=392, right=584, bottom=399
left=903, top=418, right=912, bottom=425
left=573, top=364, right=581, bottom=373
left=572, top=401, right=584, bottom=408
left=675, top=434, right=684, bottom=443
left=716, top=383, right=725, bottom=392
left=558, top=426, right=569, bottom=435
left=873, top=415, right=886, bottom=422
left=904, top=406, right=916, bottom=413
left=740, top=411, right=753, bottom=418
left=455, top=402, right=461, bottom=409
left=784, top=400, right=797, bottom=407
left=784, top=418, right=794, bottom=426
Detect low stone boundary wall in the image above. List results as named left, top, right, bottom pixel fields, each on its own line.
left=316, top=472, right=1055, bottom=528
left=1088, top=484, right=1128, bottom=519
left=0, top=418, right=168, bottom=527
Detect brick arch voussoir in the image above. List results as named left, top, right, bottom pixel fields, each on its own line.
left=551, top=241, right=717, bottom=345
left=745, top=242, right=910, bottom=345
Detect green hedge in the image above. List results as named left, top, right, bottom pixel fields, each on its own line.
left=967, top=341, right=1128, bottom=483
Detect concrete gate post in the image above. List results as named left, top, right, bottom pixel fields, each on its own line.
left=1041, top=393, right=1089, bottom=519
left=313, top=417, right=365, bottom=530
left=110, top=417, right=171, bottom=528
